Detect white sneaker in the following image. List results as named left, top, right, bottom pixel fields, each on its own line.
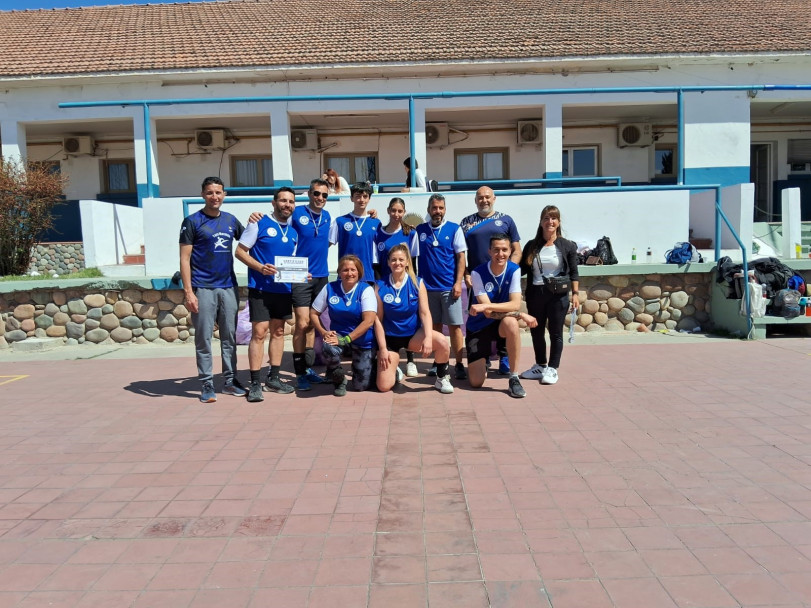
left=541, top=367, right=558, bottom=385
left=520, top=363, right=547, bottom=380
left=395, top=367, right=404, bottom=384
left=405, top=361, right=419, bottom=377
left=435, top=375, right=454, bottom=394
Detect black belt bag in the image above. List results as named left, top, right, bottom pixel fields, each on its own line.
left=543, top=275, right=570, bottom=295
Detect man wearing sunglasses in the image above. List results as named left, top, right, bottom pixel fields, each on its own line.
left=289, top=178, right=337, bottom=390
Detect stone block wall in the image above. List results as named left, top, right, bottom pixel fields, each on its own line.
left=567, top=271, right=711, bottom=334
left=27, top=242, right=85, bottom=275
left=0, top=286, right=255, bottom=348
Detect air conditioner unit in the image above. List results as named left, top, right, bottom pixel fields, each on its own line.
left=517, top=120, right=543, bottom=145
left=617, top=123, right=653, bottom=147
left=290, top=129, right=318, bottom=151
left=426, top=123, right=449, bottom=148
left=195, top=129, right=226, bottom=150
left=63, top=136, right=94, bottom=156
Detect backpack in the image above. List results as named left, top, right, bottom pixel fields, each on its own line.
left=787, top=273, right=806, bottom=295
left=665, top=242, right=703, bottom=264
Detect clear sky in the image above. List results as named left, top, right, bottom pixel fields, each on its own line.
left=1, top=0, right=211, bottom=9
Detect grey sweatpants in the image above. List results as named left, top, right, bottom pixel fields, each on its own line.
left=191, top=286, right=240, bottom=385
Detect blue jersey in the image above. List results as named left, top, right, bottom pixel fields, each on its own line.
left=241, top=215, right=298, bottom=294
left=374, top=226, right=419, bottom=281
left=331, top=213, right=381, bottom=283
left=377, top=276, right=421, bottom=337
left=291, top=205, right=332, bottom=278
left=324, top=280, right=375, bottom=348
left=179, top=210, right=244, bottom=289
left=466, top=261, right=521, bottom=334
left=415, top=220, right=466, bottom=291
left=460, top=212, right=520, bottom=269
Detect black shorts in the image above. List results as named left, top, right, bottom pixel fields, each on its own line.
left=465, top=322, right=502, bottom=364
left=292, top=276, right=329, bottom=309
left=248, top=288, right=293, bottom=322
left=385, top=334, right=416, bottom=352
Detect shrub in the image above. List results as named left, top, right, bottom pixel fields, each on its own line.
left=0, top=158, right=67, bottom=276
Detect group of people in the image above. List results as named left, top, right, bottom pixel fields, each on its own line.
left=180, top=175, right=579, bottom=403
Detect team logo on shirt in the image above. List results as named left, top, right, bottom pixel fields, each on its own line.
left=343, top=222, right=354, bottom=231
left=329, top=295, right=340, bottom=305
left=377, top=242, right=386, bottom=251
left=383, top=293, right=395, bottom=304
left=419, top=233, right=427, bottom=241
left=484, top=282, right=494, bottom=292
left=298, top=216, right=310, bottom=226
left=495, top=220, right=503, bottom=227
left=214, top=236, right=228, bottom=249
left=267, top=227, right=277, bottom=237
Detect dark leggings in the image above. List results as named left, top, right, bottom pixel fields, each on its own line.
left=525, top=283, right=569, bottom=369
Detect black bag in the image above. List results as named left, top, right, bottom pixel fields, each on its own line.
left=591, top=236, right=618, bottom=265
left=544, top=275, right=570, bottom=295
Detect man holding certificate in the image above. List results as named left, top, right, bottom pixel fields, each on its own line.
left=235, top=186, right=303, bottom=401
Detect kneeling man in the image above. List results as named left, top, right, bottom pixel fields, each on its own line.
left=466, top=234, right=537, bottom=398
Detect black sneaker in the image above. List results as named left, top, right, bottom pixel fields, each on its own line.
left=508, top=376, right=526, bottom=398
left=246, top=381, right=264, bottom=403
left=454, top=363, right=467, bottom=380
left=264, top=376, right=294, bottom=394
left=330, top=368, right=347, bottom=397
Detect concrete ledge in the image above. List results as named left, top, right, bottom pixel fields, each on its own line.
left=10, top=337, right=63, bottom=352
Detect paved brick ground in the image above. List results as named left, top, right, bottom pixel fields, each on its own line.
left=0, top=338, right=810, bottom=607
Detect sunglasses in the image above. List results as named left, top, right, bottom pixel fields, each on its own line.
left=310, top=191, right=329, bottom=198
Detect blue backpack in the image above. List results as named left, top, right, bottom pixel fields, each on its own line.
left=665, top=242, right=702, bottom=264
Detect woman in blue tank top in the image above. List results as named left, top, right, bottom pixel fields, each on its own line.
left=374, top=244, right=454, bottom=394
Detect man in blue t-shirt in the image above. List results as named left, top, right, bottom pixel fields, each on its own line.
left=235, top=187, right=300, bottom=401
left=460, top=186, right=522, bottom=375
left=179, top=176, right=246, bottom=403
left=289, top=179, right=336, bottom=390
left=415, top=193, right=468, bottom=379
left=329, top=182, right=381, bottom=283
left=466, top=234, right=537, bottom=399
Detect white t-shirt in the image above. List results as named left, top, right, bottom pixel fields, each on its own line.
left=531, top=245, right=563, bottom=285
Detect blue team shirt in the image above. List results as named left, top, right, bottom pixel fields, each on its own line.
left=377, top=276, right=422, bottom=337
left=291, top=205, right=332, bottom=278
left=415, top=220, right=465, bottom=291
left=466, top=260, right=521, bottom=334
left=243, top=216, right=298, bottom=294
left=332, top=213, right=382, bottom=283
left=374, top=226, right=419, bottom=281
left=324, top=280, right=375, bottom=348
left=179, top=210, right=244, bottom=289
left=460, top=212, right=520, bottom=269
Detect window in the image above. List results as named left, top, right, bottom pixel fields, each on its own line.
left=231, top=156, right=273, bottom=187
left=29, top=161, right=61, bottom=175
left=655, top=145, right=677, bottom=177
left=454, top=148, right=508, bottom=181
left=102, top=159, right=135, bottom=193
left=562, top=147, right=597, bottom=177
left=324, top=154, right=378, bottom=184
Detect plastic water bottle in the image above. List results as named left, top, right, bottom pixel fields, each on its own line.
left=631, top=248, right=637, bottom=264
left=646, top=247, right=653, bottom=263
left=373, top=182, right=379, bottom=194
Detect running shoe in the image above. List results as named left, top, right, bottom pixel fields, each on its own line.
left=264, top=376, right=294, bottom=394
left=200, top=381, right=217, bottom=403
left=454, top=362, right=467, bottom=380
left=498, top=356, right=511, bottom=375
left=405, top=361, right=419, bottom=377
left=520, top=363, right=547, bottom=380
left=508, top=376, right=526, bottom=398
left=304, top=368, right=325, bottom=384
left=246, top=381, right=264, bottom=403
left=222, top=379, right=247, bottom=397
left=541, top=367, right=559, bottom=385
left=435, top=375, right=454, bottom=394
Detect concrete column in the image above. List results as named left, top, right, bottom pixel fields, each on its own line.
left=411, top=99, right=428, bottom=180
left=269, top=104, right=294, bottom=186
left=543, top=100, right=563, bottom=179
left=1, top=120, right=28, bottom=162
left=132, top=111, right=160, bottom=202
left=683, top=91, right=750, bottom=187
left=781, top=187, right=802, bottom=259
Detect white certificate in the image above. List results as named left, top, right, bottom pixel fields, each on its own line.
left=274, top=256, right=308, bottom=283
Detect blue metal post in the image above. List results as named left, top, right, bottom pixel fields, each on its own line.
left=408, top=97, right=416, bottom=189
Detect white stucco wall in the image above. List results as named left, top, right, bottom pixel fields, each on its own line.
left=80, top=200, right=144, bottom=267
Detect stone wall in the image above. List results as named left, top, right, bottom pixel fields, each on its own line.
left=568, top=271, right=710, bottom=334
left=27, top=242, right=85, bottom=275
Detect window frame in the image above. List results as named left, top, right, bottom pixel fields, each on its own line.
left=324, top=153, right=379, bottom=184
left=561, top=146, right=599, bottom=178
left=654, top=144, right=678, bottom=178
left=453, top=147, right=509, bottom=181
left=230, top=155, right=274, bottom=187
left=101, top=159, right=136, bottom=193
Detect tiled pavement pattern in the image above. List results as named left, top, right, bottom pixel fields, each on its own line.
left=1, top=339, right=810, bottom=607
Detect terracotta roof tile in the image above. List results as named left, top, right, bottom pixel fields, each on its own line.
left=0, top=0, right=809, bottom=78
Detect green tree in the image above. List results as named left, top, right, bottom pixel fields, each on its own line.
left=0, top=158, right=67, bottom=276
